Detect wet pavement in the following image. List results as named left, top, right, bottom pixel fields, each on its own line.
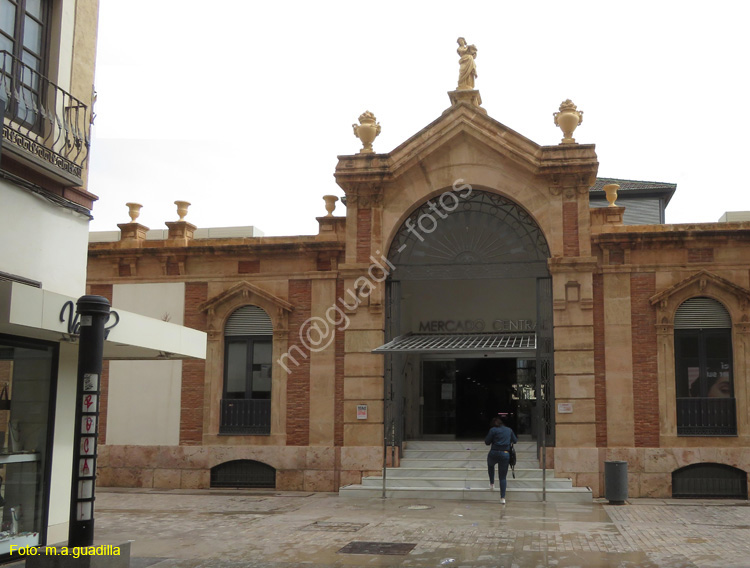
left=31, top=489, right=750, bottom=567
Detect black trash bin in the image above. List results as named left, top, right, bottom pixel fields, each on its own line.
left=604, top=460, right=628, bottom=504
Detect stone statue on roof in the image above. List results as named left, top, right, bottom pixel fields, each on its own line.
left=457, top=37, right=477, bottom=90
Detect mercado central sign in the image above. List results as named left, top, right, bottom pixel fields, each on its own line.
left=418, top=319, right=536, bottom=333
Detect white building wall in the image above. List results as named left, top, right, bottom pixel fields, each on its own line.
left=45, top=342, right=78, bottom=544
left=106, top=283, right=186, bottom=445
left=0, top=180, right=90, bottom=297
left=56, top=0, right=76, bottom=92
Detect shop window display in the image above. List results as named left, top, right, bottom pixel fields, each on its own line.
left=0, top=336, right=55, bottom=554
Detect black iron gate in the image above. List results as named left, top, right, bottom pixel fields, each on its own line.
left=536, top=277, right=555, bottom=447
left=384, top=279, right=404, bottom=450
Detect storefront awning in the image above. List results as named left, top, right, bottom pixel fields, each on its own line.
left=0, top=281, right=206, bottom=360
left=373, top=332, right=536, bottom=354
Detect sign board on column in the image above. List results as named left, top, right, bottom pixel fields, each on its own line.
left=356, top=404, right=367, bottom=420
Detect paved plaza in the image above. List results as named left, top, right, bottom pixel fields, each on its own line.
left=17, top=488, right=750, bottom=567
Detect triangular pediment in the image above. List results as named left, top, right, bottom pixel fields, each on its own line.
left=199, top=281, right=293, bottom=314
left=650, top=270, right=750, bottom=310
left=335, top=100, right=598, bottom=193
left=387, top=102, right=544, bottom=179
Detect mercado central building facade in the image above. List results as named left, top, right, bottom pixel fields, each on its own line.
left=88, top=47, right=750, bottom=500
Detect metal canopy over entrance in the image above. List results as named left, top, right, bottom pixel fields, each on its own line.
left=373, top=332, right=536, bottom=354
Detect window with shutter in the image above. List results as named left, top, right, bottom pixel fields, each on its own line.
left=220, top=306, right=273, bottom=434
left=674, top=297, right=735, bottom=436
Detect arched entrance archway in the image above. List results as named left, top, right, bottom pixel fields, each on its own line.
left=377, top=189, right=554, bottom=446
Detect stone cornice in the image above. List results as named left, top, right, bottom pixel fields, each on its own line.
left=599, top=262, right=750, bottom=275
left=86, top=271, right=344, bottom=285
left=547, top=256, right=598, bottom=273
left=593, top=224, right=750, bottom=247
left=89, top=240, right=346, bottom=258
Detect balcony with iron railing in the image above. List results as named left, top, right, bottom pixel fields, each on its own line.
left=676, top=397, right=737, bottom=436
left=1, top=50, right=91, bottom=186
left=220, top=398, right=271, bottom=435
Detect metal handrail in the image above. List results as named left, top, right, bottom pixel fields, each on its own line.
left=1, top=50, right=90, bottom=179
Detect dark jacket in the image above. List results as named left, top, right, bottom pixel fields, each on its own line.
left=484, top=425, right=517, bottom=452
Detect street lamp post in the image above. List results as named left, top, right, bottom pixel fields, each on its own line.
left=68, top=295, right=110, bottom=547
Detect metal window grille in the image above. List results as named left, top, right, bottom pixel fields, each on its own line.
left=672, top=463, right=747, bottom=499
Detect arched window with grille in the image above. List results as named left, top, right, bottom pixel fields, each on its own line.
left=220, top=305, right=273, bottom=435
left=674, top=297, right=735, bottom=436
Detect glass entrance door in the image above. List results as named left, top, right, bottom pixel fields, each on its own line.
left=421, top=360, right=456, bottom=437
left=419, top=357, right=538, bottom=440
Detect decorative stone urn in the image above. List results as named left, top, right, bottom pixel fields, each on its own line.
left=603, top=184, right=620, bottom=207
left=553, top=99, right=583, bottom=144
left=352, top=111, right=381, bottom=154
left=174, top=200, right=191, bottom=221
left=323, top=195, right=339, bottom=217
left=125, top=202, right=143, bottom=222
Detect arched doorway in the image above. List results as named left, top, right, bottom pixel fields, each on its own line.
left=376, top=188, right=554, bottom=446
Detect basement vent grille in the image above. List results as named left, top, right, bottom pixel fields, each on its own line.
left=672, top=463, right=748, bottom=499
left=210, top=459, right=276, bottom=488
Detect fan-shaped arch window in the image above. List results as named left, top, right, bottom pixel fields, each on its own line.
left=674, top=297, right=735, bottom=436
left=221, top=306, right=273, bottom=435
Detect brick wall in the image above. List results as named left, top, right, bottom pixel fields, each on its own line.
left=180, top=282, right=207, bottom=445
left=287, top=280, right=311, bottom=446
left=89, top=284, right=113, bottom=302
left=562, top=202, right=579, bottom=257
left=631, top=273, right=659, bottom=447
left=593, top=274, right=607, bottom=447
left=688, top=248, right=714, bottom=263
left=357, top=208, right=372, bottom=263
left=238, top=260, right=260, bottom=274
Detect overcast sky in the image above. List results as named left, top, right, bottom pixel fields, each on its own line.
left=87, top=0, right=750, bottom=236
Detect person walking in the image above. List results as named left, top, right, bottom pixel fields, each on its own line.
left=485, top=415, right=517, bottom=504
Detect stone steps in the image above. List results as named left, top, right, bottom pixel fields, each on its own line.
left=339, top=440, right=592, bottom=503
left=382, top=467, right=555, bottom=479
left=340, top=485, right=594, bottom=502
left=360, top=475, right=573, bottom=489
